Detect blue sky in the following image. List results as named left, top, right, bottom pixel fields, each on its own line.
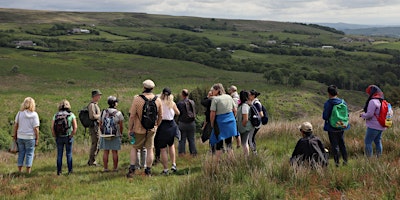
left=1, top=0, right=399, bottom=25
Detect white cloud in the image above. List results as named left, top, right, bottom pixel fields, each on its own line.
left=0, top=0, right=399, bottom=25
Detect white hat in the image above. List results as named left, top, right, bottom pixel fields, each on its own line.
left=299, top=122, right=313, bottom=132
left=143, top=79, right=155, bottom=89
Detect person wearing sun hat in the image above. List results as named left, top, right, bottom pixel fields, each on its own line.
left=87, top=89, right=102, bottom=166
left=290, top=122, right=328, bottom=167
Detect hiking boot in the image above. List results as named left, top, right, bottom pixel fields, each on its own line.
left=126, top=168, right=135, bottom=178
left=171, top=165, right=177, bottom=173
left=144, top=168, right=152, bottom=176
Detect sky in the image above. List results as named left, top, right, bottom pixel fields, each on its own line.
left=1, top=0, right=399, bottom=25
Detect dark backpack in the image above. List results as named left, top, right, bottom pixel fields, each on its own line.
left=249, top=104, right=261, bottom=128
left=54, top=111, right=71, bottom=136
left=182, top=99, right=196, bottom=122
left=101, top=109, right=118, bottom=137
left=79, top=103, right=93, bottom=128
left=256, top=100, right=269, bottom=125
left=140, top=95, right=158, bottom=131
left=308, top=136, right=328, bottom=167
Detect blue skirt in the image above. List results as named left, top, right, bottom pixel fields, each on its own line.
left=210, top=112, right=238, bottom=145
left=99, top=136, right=121, bottom=150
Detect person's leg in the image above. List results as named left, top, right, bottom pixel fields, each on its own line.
left=160, top=147, right=168, bottom=173
left=103, top=150, right=110, bottom=171
left=373, top=131, right=383, bottom=157
left=214, top=140, right=224, bottom=162
left=337, top=131, right=348, bottom=164
left=328, top=131, right=340, bottom=166
left=88, top=127, right=99, bottom=165
left=24, top=139, right=36, bottom=174
left=250, top=128, right=260, bottom=151
left=112, top=150, right=118, bottom=170
left=247, top=131, right=257, bottom=154
left=241, top=131, right=250, bottom=157
left=169, top=144, right=177, bottom=172
left=187, top=121, right=197, bottom=156
left=364, top=127, right=376, bottom=157
left=17, top=138, right=25, bottom=172
left=127, top=147, right=137, bottom=177
left=224, top=137, right=234, bottom=159
left=56, top=137, right=64, bottom=175
left=178, top=123, right=187, bottom=156
left=66, top=137, right=73, bottom=174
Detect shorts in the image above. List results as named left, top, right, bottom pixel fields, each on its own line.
left=132, top=131, right=155, bottom=150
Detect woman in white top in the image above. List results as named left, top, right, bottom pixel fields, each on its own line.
left=155, top=88, right=180, bottom=175
left=13, top=97, right=40, bottom=174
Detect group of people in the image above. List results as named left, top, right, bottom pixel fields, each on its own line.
left=290, top=84, right=389, bottom=167
left=12, top=80, right=390, bottom=175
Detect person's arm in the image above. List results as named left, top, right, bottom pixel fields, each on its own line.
left=128, top=99, right=136, bottom=133
left=34, top=126, right=39, bottom=146
left=322, top=101, right=330, bottom=121
left=173, top=103, right=180, bottom=116
left=255, top=102, right=263, bottom=117
left=88, top=103, right=101, bottom=120
left=51, top=119, right=56, bottom=137
left=210, top=110, right=216, bottom=128
left=156, top=99, right=163, bottom=126
left=361, top=100, right=377, bottom=120
left=13, top=123, right=18, bottom=141
left=242, top=113, right=248, bottom=127
left=71, top=118, right=77, bottom=137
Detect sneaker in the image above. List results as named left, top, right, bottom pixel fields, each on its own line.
left=161, top=170, right=169, bottom=176
left=144, top=168, right=152, bottom=176
left=126, top=168, right=135, bottom=178
left=171, top=165, right=177, bottom=173
left=57, top=171, right=62, bottom=176
left=103, top=169, right=110, bottom=173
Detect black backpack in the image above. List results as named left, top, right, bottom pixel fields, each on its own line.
left=140, top=95, right=158, bottom=131
left=308, top=137, right=328, bottom=167
left=101, top=109, right=118, bottom=137
left=54, top=111, right=71, bottom=136
left=182, top=99, right=196, bottom=122
left=249, top=104, right=261, bottom=128
left=79, top=103, right=93, bottom=128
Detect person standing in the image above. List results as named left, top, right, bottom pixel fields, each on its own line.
left=87, top=89, right=102, bottom=166
left=236, top=90, right=254, bottom=156
left=155, top=88, right=180, bottom=175
left=209, top=83, right=238, bottom=161
left=360, top=85, right=387, bottom=157
left=228, top=85, right=241, bottom=148
left=177, top=89, right=197, bottom=157
left=51, top=100, right=77, bottom=175
left=99, top=96, right=124, bottom=172
left=322, top=85, right=349, bottom=167
left=13, top=97, right=40, bottom=174
left=127, top=79, right=162, bottom=177
left=248, top=89, right=263, bottom=154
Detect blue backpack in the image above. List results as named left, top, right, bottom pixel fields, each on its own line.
left=101, top=109, right=118, bottom=137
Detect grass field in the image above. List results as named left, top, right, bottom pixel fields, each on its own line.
left=2, top=112, right=400, bottom=199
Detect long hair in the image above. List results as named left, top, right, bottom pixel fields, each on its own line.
left=239, top=90, right=248, bottom=106
left=161, top=93, right=175, bottom=109
left=212, top=83, right=226, bottom=95
left=20, top=97, right=36, bottom=112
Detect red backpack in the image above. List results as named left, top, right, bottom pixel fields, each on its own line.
left=375, top=100, right=393, bottom=128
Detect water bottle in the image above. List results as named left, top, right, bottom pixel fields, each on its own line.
left=130, top=132, right=135, bottom=144
left=385, top=103, right=393, bottom=127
